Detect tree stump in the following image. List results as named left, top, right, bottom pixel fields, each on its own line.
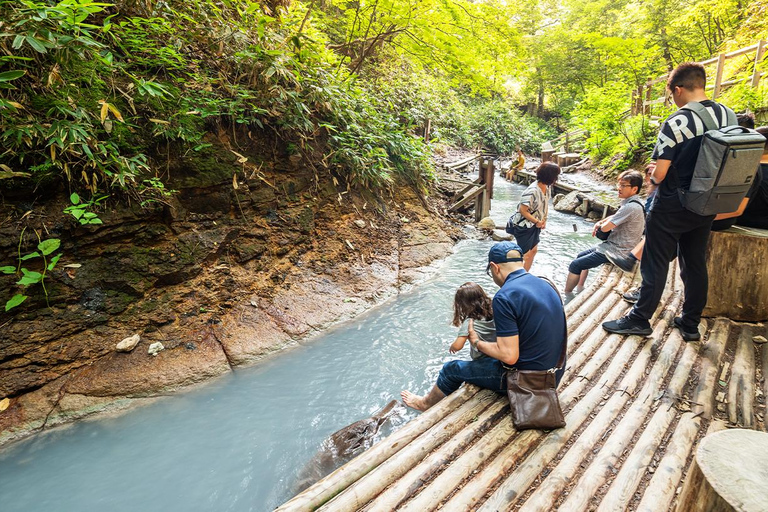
left=541, top=149, right=556, bottom=162
left=676, top=429, right=768, bottom=512
left=704, top=227, right=768, bottom=322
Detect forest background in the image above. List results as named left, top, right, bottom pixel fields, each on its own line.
left=1, top=0, right=768, bottom=206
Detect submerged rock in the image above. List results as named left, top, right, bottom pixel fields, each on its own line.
left=116, top=334, right=141, bottom=353
left=292, top=400, right=402, bottom=494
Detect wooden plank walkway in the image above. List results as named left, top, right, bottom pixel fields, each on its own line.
left=277, top=264, right=767, bottom=511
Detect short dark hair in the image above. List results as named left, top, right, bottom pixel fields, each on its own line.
left=536, top=162, right=560, bottom=185
left=756, top=126, right=768, bottom=152
left=618, top=170, right=643, bottom=192
left=667, top=62, right=706, bottom=92
left=737, top=113, right=756, bottom=129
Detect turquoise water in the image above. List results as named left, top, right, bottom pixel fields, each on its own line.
left=0, top=178, right=596, bottom=511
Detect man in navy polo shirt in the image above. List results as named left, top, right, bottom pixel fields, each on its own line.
left=401, top=242, right=567, bottom=411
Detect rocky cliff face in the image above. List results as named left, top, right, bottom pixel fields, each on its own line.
left=0, top=152, right=461, bottom=447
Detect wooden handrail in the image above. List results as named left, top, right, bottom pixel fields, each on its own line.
left=632, top=39, right=766, bottom=115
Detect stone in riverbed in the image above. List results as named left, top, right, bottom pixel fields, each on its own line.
left=477, top=217, right=496, bottom=231
left=116, top=334, right=141, bottom=353
left=587, top=211, right=601, bottom=221
left=148, top=342, right=165, bottom=356
left=492, top=230, right=513, bottom=241
left=754, top=335, right=767, bottom=344
left=553, top=190, right=584, bottom=214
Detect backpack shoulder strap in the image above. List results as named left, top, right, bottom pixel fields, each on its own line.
left=682, top=101, right=718, bottom=131
left=722, top=104, right=738, bottom=126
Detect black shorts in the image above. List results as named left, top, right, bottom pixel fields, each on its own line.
left=511, top=225, right=541, bottom=254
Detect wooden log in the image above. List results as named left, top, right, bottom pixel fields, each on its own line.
left=635, top=412, right=702, bottom=512
left=751, top=39, right=766, bottom=87
left=474, top=189, right=486, bottom=222
left=675, top=429, right=768, bottom=512
left=397, top=416, right=524, bottom=512
left=440, top=178, right=477, bottom=186
left=275, top=385, right=481, bottom=511
left=444, top=154, right=479, bottom=170
left=595, top=332, right=697, bottom=511
left=449, top=186, right=484, bottom=212
left=453, top=175, right=482, bottom=199
left=321, top=391, right=505, bottom=512
left=636, top=320, right=730, bottom=512
left=359, top=399, right=508, bottom=512
left=691, top=319, right=731, bottom=420
left=564, top=265, right=613, bottom=316
left=727, top=325, right=754, bottom=427
left=764, top=342, right=768, bottom=433
left=704, top=228, right=768, bottom=322
left=541, top=149, right=555, bottom=162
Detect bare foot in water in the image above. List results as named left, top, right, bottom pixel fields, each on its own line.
left=401, top=390, right=429, bottom=411
left=401, top=385, right=446, bottom=411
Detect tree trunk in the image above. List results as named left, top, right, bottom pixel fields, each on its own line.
left=676, top=429, right=768, bottom=512
left=704, top=228, right=768, bottom=322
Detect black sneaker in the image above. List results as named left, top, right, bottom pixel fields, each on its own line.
left=623, top=287, right=641, bottom=304
left=602, top=315, right=652, bottom=336
left=673, top=316, right=701, bottom=342
left=606, top=251, right=638, bottom=273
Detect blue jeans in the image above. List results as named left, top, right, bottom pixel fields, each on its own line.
left=435, top=358, right=507, bottom=395
left=568, top=247, right=609, bottom=275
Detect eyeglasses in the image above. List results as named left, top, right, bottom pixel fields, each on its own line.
left=617, top=183, right=632, bottom=189
left=486, top=263, right=493, bottom=277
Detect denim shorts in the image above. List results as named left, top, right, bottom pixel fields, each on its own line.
left=568, top=247, right=609, bottom=275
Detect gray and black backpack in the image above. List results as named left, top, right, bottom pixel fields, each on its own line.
left=678, top=102, right=766, bottom=216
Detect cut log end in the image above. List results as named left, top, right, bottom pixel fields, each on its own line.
left=676, top=429, right=768, bottom=512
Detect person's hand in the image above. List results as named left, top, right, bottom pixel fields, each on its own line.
left=450, top=336, right=466, bottom=354
left=592, top=222, right=601, bottom=237
left=468, top=319, right=480, bottom=351
left=535, top=219, right=545, bottom=228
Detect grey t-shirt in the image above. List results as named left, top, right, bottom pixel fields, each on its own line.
left=595, top=194, right=645, bottom=255
left=457, top=317, right=497, bottom=359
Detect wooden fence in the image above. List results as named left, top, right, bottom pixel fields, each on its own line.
left=631, top=40, right=767, bottom=115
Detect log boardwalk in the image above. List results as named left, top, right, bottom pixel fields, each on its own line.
left=277, top=264, right=768, bottom=511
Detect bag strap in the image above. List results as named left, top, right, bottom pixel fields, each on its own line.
left=683, top=101, right=737, bottom=131
left=627, top=197, right=646, bottom=219
left=682, top=101, right=718, bottom=131
left=537, top=276, right=568, bottom=371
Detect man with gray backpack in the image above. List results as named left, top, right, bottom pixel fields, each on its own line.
left=603, top=62, right=766, bottom=341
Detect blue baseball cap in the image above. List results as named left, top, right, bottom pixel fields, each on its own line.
left=487, top=242, right=524, bottom=270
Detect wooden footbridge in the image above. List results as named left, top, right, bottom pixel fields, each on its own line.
left=277, top=264, right=767, bottom=511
